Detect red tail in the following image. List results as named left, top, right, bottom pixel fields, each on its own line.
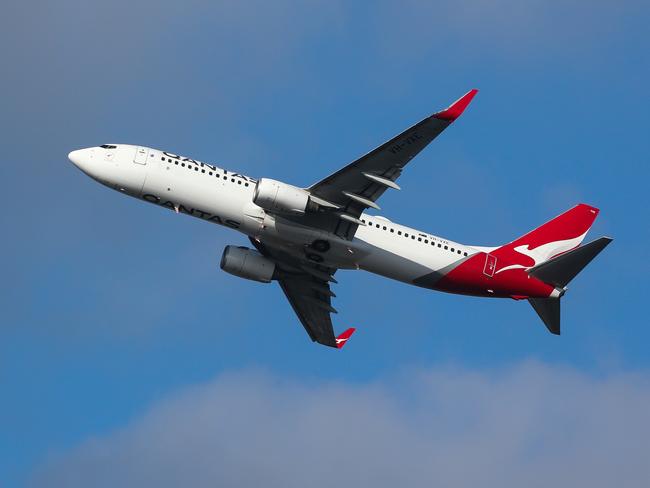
left=495, top=204, right=600, bottom=268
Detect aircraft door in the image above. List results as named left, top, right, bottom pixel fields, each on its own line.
left=483, top=253, right=497, bottom=277
left=133, top=146, right=149, bottom=165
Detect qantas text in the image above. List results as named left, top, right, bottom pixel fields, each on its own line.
left=142, top=194, right=241, bottom=228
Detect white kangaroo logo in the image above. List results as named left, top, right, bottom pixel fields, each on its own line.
left=495, top=231, right=588, bottom=274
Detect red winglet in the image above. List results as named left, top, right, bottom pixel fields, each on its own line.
left=335, top=328, right=356, bottom=349
left=433, top=89, right=478, bottom=122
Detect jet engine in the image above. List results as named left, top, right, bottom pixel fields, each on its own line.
left=220, top=246, right=276, bottom=283
left=253, top=178, right=310, bottom=214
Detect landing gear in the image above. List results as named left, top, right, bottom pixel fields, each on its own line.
left=311, top=239, right=330, bottom=253
left=306, top=253, right=324, bottom=263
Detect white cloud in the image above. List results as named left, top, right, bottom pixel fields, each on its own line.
left=31, top=362, right=650, bottom=487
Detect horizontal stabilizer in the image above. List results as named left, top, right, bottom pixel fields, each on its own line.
left=528, top=298, right=561, bottom=335
left=528, top=237, right=612, bottom=288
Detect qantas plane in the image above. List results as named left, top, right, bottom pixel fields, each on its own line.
left=69, top=89, right=611, bottom=348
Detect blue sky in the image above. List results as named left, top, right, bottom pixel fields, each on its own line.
left=1, top=1, right=649, bottom=486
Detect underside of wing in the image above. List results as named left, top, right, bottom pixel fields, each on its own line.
left=301, top=89, right=478, bottom=240
left=278, top=275, right=338, bottom=347
left=249, top=237, right=342, bottom=348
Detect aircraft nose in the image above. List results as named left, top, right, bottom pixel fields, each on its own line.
left=68, top=149, right=85, bottom=167
left=68, top=147, right=96, bottom=174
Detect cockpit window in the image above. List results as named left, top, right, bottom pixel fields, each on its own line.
left=100, top=144, right=117, bottom=149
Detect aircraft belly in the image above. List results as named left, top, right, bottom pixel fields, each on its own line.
left=353, top=233, right=458, bottom=286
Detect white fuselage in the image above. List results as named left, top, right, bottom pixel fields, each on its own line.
left=69, top=144, right=478, bottom=288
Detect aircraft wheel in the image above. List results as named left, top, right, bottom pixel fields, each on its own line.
left=311, top=239, right=330, bottom=253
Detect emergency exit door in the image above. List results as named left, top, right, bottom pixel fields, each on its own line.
left=483, top=254, right=497, bottom=277
left=133, top=146, right=149, bottom=165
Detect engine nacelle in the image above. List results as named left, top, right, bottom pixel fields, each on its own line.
left=253, top=178, right=310, bottom=214
left=220, top=246, right=276, bottom=283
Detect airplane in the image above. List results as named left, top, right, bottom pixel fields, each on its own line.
left=68, top=89, right=611, bottom=349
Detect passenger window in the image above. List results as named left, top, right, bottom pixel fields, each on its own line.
left=383, top=226, right=386, bottom=230
left=390, top=229, right=394, bottom=233
left=398, top=231, right=402, bottom=235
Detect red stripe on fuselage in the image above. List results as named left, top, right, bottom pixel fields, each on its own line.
left=436, top=204, right=599, bottom=298
left=435, top=252, right=555, bottom=298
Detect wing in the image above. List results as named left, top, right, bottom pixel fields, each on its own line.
left=279, top=274, right=338, bottom=347
left=303, top=89, right=478, bottom=239
left=250, top=238, right=352, bottom=348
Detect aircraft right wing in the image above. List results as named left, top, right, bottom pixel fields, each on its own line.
left=301, top=89, right=478, bottom=240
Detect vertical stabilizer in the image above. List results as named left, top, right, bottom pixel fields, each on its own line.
left=496, top=204, right=600, bottom=268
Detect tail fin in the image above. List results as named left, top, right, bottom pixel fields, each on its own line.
left=497, top=204, right=601, bottom=267
left=528, top=237, right=613, bottom=288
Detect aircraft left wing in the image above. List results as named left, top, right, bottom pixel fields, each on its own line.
left=279, top=274, right=338, bottom=347
left=303, top=89, right=478, bottom=240
left=249, top=238, right=354, bottom=348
